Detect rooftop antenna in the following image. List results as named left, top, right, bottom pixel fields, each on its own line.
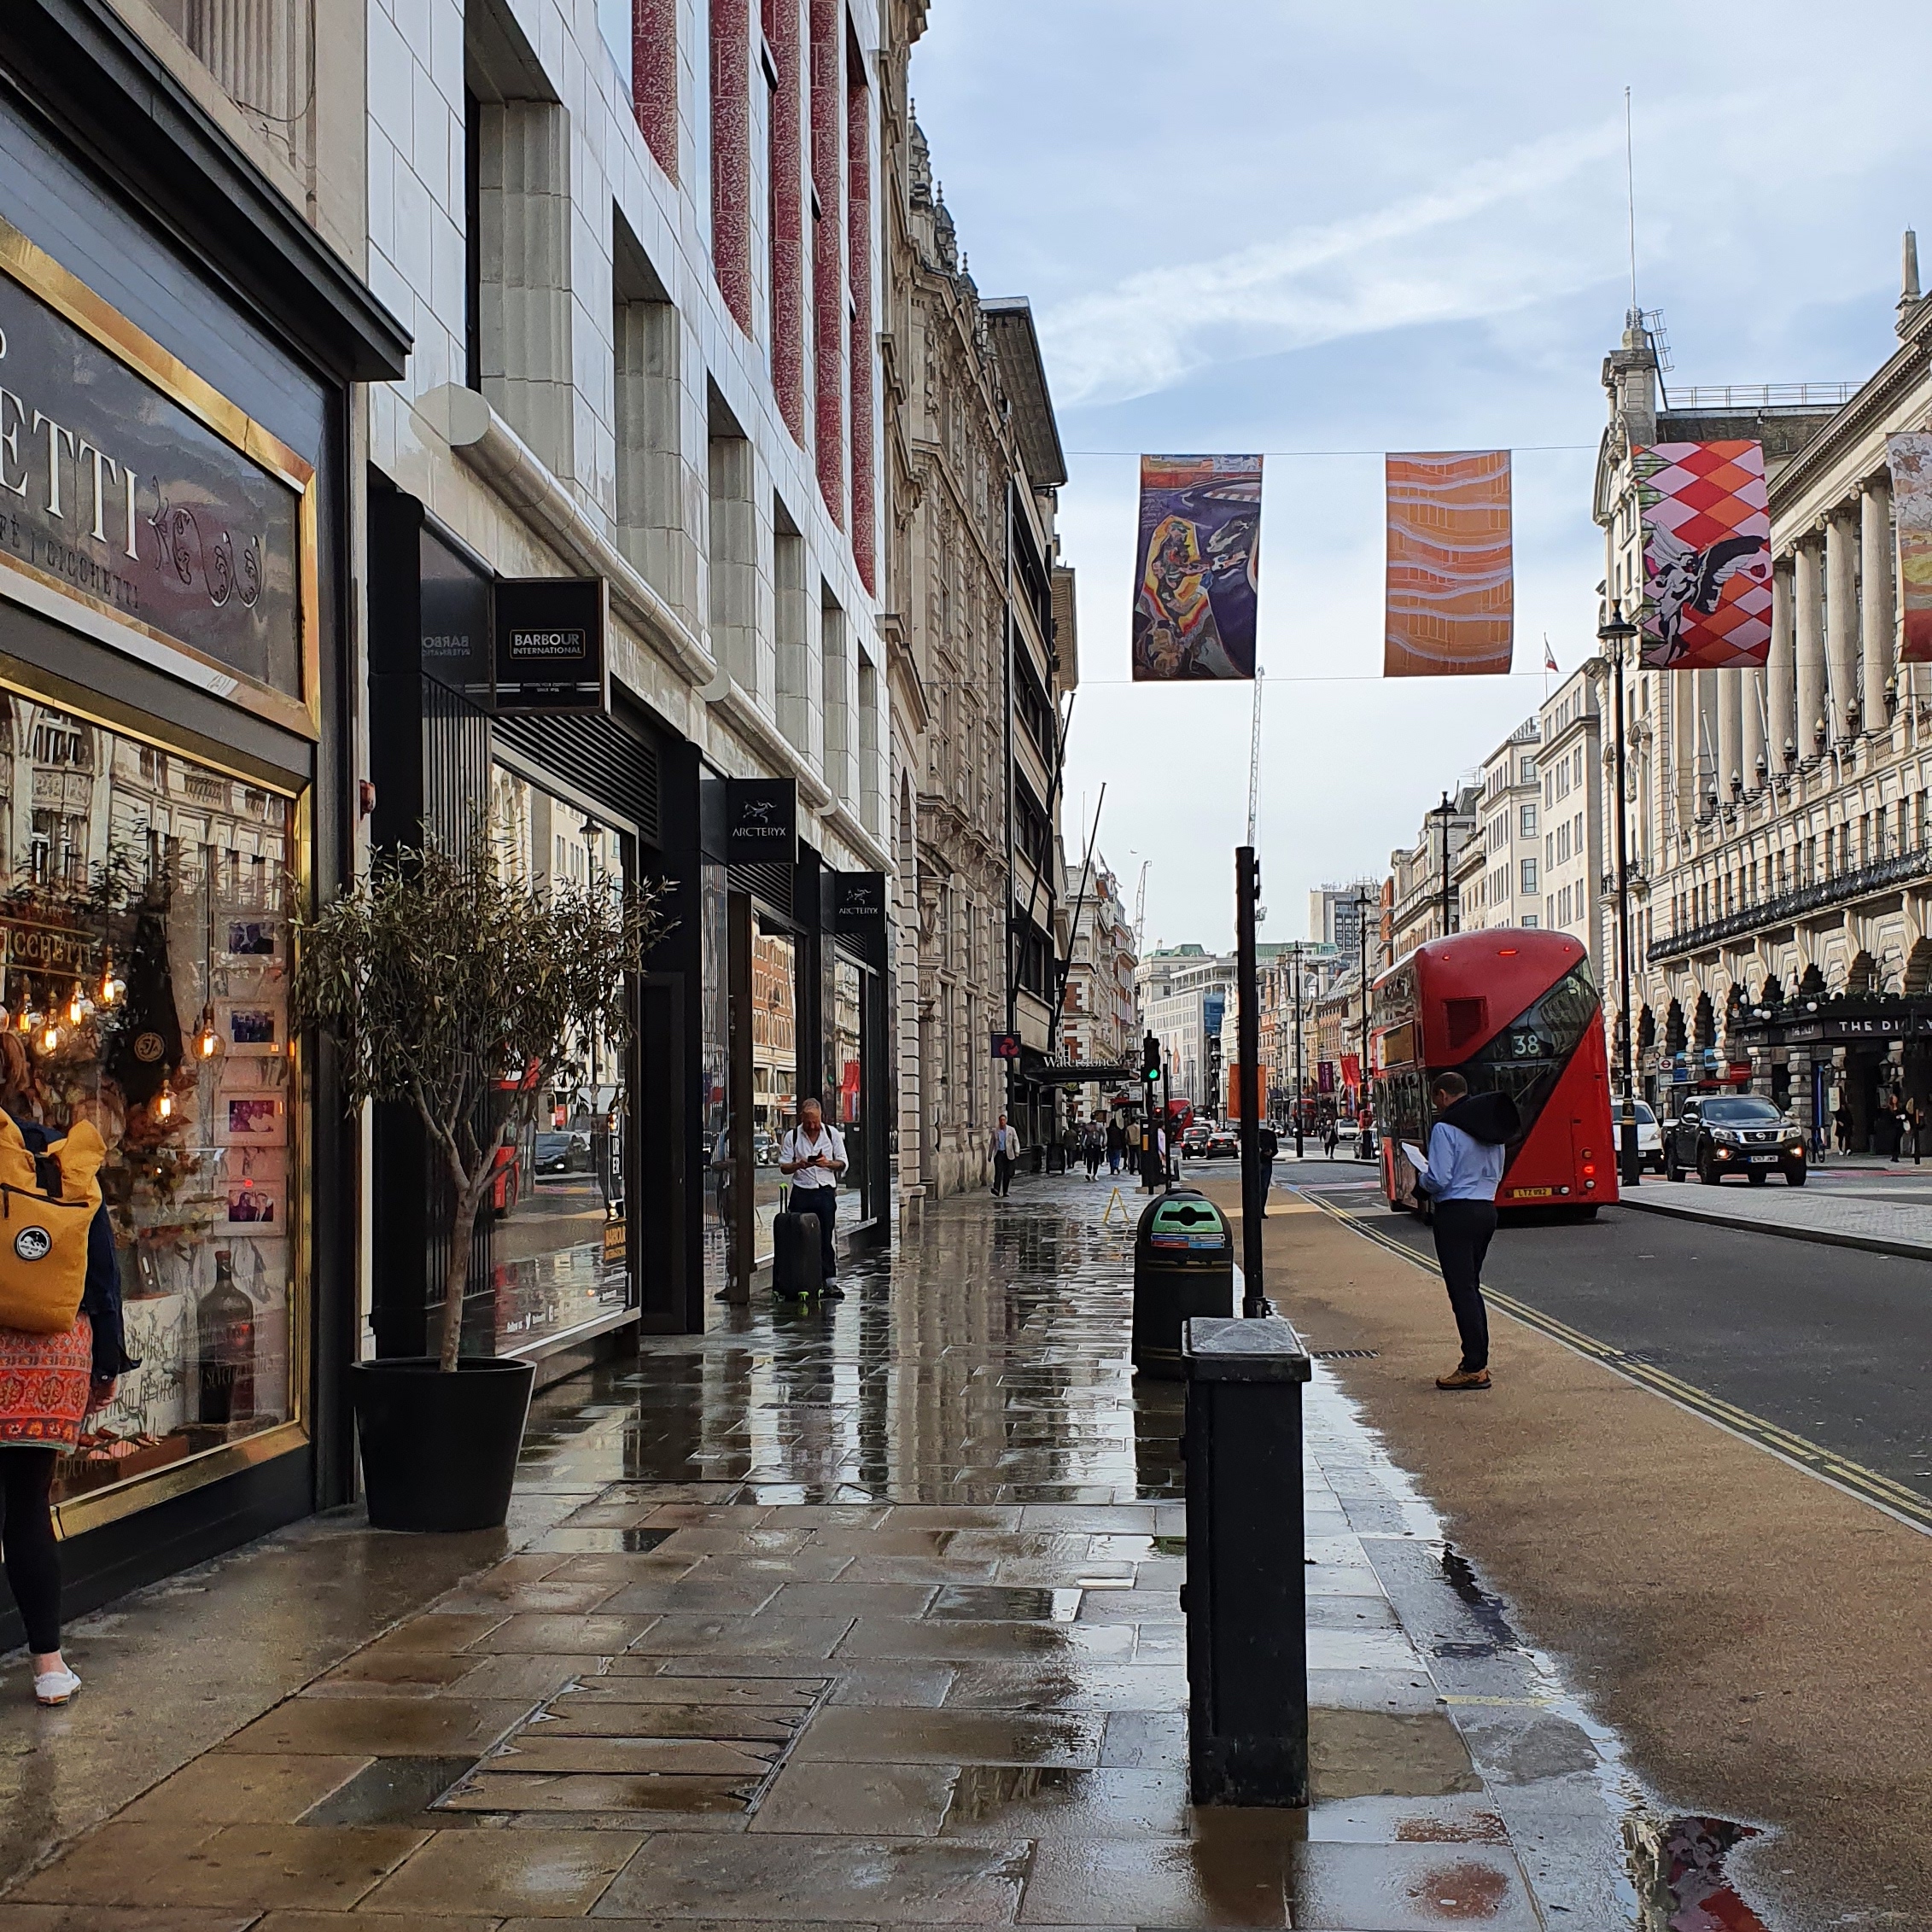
left=1624, top=87, right=1639, bottom=320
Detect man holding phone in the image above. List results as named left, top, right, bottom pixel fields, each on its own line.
left=779, top=1096, right=848, bottom=1297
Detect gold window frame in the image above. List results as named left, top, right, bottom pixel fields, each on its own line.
left=0, top=666, right=316, bottom=1541
left=0, top=213, right=320, bottom=742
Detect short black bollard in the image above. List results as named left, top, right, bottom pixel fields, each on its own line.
left=1182, top=1313, right=1310, bottom=1807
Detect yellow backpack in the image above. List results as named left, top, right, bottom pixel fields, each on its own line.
left=0, top=1115, right=107, bottom=1334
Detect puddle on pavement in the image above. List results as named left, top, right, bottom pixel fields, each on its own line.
left=1626, top=1811, right=1771, bottom=1930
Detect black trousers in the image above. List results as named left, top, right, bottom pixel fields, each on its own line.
left=787, top=1187, right=838, bottom=1280
left=1431, top=1199, right=1497, bottom=1372
left=992, top=1153, right=1013, bottom=1196
left=0, top=1448, right=61, bottom=1654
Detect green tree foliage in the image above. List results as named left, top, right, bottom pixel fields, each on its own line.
left=292, top=838, right=668, bottom=1370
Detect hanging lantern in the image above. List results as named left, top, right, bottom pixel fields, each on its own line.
left=39, top=1020, right=59, bottom=1053
left=157, top=1090, right=173, bottom=1119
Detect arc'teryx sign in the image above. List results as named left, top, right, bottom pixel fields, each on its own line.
left=725, top=779, right=797, bottom=864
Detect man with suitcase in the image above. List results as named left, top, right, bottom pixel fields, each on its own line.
left=779, top=1097, right=847, bottom=1298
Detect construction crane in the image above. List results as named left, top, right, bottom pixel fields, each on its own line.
left=1132, top=858, right=1151, bottom=958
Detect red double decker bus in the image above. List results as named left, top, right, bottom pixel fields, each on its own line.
left=1371, top=930, right=1618, bottom=1217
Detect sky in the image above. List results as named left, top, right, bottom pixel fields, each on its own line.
left=908, top=0, right=1932, bottom=954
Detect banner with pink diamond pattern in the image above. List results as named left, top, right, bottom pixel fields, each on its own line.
left=1634, top=441, right=1774, bottom=670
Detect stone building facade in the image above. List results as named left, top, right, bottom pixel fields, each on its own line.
left=878, top=7, right=1073, bottom=1198
left=1538, top=666, right=1605, bottom=972
left=1456, top=720, right=1543, bottom=932
left=1390, top=785, right=1479, bottom=960
left=1060, top=856, right=1138, bottom=1119
left=1594, top=258, right=1932, bottom=1147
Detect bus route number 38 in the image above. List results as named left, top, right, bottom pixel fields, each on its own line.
left=1506, top=1028, right=1548, bottom=1059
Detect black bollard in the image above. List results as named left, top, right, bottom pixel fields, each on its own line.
left=1182, top=1313, right=1310, bottom=1807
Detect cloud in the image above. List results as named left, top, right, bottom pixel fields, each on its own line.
left=1040, top=119, right=1630, bottom=406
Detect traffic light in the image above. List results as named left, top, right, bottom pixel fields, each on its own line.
left=1142, top=1031, right=1160, bottom=1085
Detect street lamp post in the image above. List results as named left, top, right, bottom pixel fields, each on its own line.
left=1353, top=885, right=1374, bottom=1162
left=1292, top=943, right=1305, bottom=1159
left=1598, top=604, right=1643, bottom=1189
left=1429, top=790, right=1457, bottom=938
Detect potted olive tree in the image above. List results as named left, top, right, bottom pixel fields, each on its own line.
left=293, top=834, right=666, bottom=1531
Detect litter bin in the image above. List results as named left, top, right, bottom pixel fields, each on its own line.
left=1182, top=1312, right=1310, bottom=1806
left=1132, top=1188, right=1234, bottom=1379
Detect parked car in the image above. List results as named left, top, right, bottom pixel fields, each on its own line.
left=534, top=1129, right=592, bottom=1176
left=1181, top=1125, right=1211, bottom=1156
left=1627, top=1100, right=1664, bottom=1173
left=752, top=1130, right=780, bottom=1166
left=1665, top=1094, right=1807, bottom=1186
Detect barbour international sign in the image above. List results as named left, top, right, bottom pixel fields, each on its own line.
left=0, top=216, right=316, bottom=738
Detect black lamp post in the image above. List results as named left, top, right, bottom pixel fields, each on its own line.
left=1598, top=603, right=1643, bottom=1189
left=1353, top=884, right=1374, bottom=1159
left=1291, top=943, right=1305, bottom=1159
left=1428, top=790, right=1457, bottom=938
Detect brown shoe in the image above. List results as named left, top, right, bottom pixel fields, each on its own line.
left=1435, top=1367, right=1491, bottom=1391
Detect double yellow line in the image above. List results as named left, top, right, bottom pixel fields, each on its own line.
left=1300, top=1188, right=1932, bottom=1537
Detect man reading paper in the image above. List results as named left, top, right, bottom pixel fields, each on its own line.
left=1411, top=1071, right=1519, bottom=1392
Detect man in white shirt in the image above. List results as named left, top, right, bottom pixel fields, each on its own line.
left=779, top=1097, right=848, bottom=1297
left=989, top=1112, right=1019, bottom=1196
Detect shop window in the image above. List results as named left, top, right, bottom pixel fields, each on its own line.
left=834, top=952, right=868, bottom=1221
left=750, top=918, right=797, bottom=1263
left=0, top=707, right=299, bottom=1509
left=485, top=766, right=633, bottom=1349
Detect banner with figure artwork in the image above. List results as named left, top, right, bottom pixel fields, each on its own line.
left=1383, top=451, right=1514, bottom=676
left=1130, top=455, right=1262, bottom=680
left=1634, top=441, right=1773, bottom=669
left=1886, top=433, right=1932, bottom=664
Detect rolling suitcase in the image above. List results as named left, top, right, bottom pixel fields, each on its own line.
left=773, top=1210, right=825, bottom=1299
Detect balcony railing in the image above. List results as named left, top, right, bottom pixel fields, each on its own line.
left=1648, top=843, right=1932, bottom=962
left=1664, top=382, right=1858, bottom=413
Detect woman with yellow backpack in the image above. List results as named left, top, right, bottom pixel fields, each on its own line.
left=0, top=1055, right=134, bottom=1707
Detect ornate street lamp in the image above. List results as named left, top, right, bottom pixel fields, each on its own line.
left=1598, top=604, right=1643, bottom=1188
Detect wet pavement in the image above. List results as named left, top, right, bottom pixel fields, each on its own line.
left=0, top=1174, right=1676, bottom=1927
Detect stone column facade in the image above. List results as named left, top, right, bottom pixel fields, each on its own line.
left=1719, top=669, right=1744, bottom=799
left=1795, top=533, right=1826, bottom=757
left=1861, top=476, right=1898, bottom=732
left=1826, top=504, right=1862, bottom=740
left=1768, top=557, right=1795, bottom=767
left=1742, top=666, right=1766, bottom=791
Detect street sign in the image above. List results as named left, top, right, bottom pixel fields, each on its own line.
left=989, top=1032, right=1022, bottom=1062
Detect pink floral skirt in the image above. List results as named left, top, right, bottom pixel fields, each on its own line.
left=0, top=1315, right=93, bottom=1449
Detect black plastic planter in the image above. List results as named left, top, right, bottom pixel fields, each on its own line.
left=350, top=1356, right=535, bottom=1532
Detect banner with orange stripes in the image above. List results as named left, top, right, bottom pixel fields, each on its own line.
left=1383, top=451, right=1514, bottom=677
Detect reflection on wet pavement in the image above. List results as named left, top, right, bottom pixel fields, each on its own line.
left=1627, top=1812, right=1771, bottom=1931
left=0, top=1178, right=1734, bottom=1927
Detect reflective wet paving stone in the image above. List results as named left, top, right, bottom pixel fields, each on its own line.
left=9, top=1179, right=1577, bottom=1924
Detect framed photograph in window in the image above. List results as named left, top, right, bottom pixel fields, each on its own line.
left=219, top=916, right=283, bottom=964
left=218, top=1176, right=285, bottom=1233
left=217, top=1090, right=287, bottom=1146
left=214, top=997, right=283, bottom=1057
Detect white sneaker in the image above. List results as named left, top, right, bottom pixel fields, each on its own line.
left=33, top=1666, right=80, bottom=1707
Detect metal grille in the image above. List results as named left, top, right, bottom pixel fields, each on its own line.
left=730, top=861, right=794, bottom=918
left=492, top=709, right=662, bottom=848
left=1310, top=1348, right=1380, bottom=1360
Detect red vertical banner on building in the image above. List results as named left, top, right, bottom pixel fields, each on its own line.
left=1634, top=441, right=1773, bottom=669
left=1383, top=451, right=1514, bottom=677
left=1888, top=433, right=1932, bottom=663
left=763, top=0, right=805, bottom=442
left=709, top=0, right=753, bottom=332
left=808, top=0, right=845, bottom=526
left=845, top=53, right=876, bottom=592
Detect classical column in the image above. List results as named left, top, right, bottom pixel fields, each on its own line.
left=1795, top=532, right=1827, bottom=757
left=1696, top=668, right=1720, bottom=812
left=1862, top=474, right=1898, bottom=733
left=1826, top=504, right=1862, bottom=740
left=1742, top=666, right=1765, bottom=793
left=1767, top=557, right=1795, bottom=766
left=1719, top=669, right=1744, bottom=800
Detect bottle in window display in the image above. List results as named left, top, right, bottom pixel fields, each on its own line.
left=196, top=1247, right=254, bottom=1426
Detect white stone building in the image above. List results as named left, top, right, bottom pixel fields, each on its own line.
left=1594, top=260, right=1932, bottom=1147
left=1456, top=720, right=1542, bottom=932
left=1538, top=666, right=1605, bottom=973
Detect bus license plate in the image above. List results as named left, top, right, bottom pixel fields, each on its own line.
left=1512, top=1186, right=1554, bottom=1199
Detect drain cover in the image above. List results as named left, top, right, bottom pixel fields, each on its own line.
left=1310, top=1348, right=1380, bottom=1360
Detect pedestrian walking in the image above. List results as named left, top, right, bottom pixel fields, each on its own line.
left=990, top=1112, right=1019, bottom=1196
left=0, top=1077, right=133, bottom=1707
left=1911, top=1097, right=1926, bottom=1165
left=1082, top=1120, right=1104, bottom=1179
left=1322, top=1113, right=1340, bottom=1160
left=778, top=1097, right=847, bottom=1298
left=1413, top=1071, right=1519, bottom=1392
left=1834, top=1099, right=1853, bottom=1154
left=1106, top=1118, right=1125, bottom=1176
left=1257, top=1122, right=1278, bottom=1211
